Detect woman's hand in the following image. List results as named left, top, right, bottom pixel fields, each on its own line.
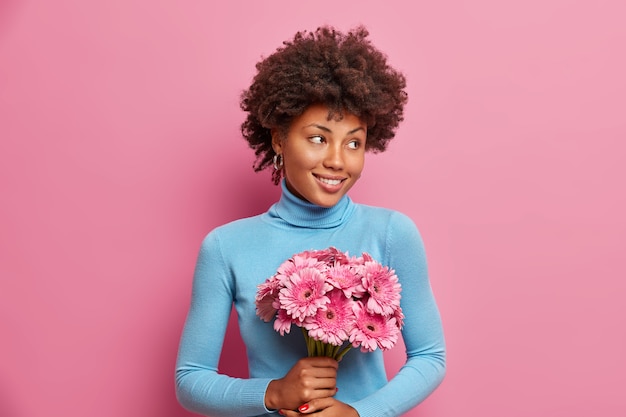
left=265, top=357, right=338, bottom=411
left=279, top=397, right=360, bottom=416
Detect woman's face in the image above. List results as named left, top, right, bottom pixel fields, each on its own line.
left=272, top=104, right=367, bottom=208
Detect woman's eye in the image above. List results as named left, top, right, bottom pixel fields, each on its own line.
left=347, top=140, right=361, bottom=150
left=309, top=135, right=324, bottom=144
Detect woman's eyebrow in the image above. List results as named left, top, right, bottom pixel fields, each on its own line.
left=304, top=124, right=365, bottom=134
left=304, top=123, right=332, bottom=132
left=348, top=126, right=366, bottom=134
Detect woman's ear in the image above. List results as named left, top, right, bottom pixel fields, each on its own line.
left=271, top=128, right=284, bottom=154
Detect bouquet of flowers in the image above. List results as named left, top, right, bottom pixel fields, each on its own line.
left=255, top=247, right=404, bottom=360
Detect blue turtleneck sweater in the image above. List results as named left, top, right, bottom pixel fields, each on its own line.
left=175, top=182, right=446, bottom=417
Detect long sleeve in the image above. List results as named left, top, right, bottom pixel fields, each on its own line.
left=350, top=212, right=446, bottom=417
left=175, top=232, right=275, bottom=417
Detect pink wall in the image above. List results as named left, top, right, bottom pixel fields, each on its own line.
left=1, top=1, right=625, bottom=416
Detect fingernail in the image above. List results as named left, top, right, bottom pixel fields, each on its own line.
left=298, top=404, right=309, bottom=412
left=278, top=411, right=284, bottom=415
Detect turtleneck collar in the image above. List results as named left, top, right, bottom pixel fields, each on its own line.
left=268, top=180, right=355, bottom=229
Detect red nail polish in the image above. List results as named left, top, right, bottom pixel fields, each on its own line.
left=278, top=411, right=284, bottom=415
left=298, top=404, right=309, bottom=412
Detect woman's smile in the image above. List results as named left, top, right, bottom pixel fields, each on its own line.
left=314, top=174, right=346, bottom=189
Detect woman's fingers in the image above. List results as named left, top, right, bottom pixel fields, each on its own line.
left=298, top=397, right=335, bottom=413
left=304, top=356, right=339, bottom=368
left=266, top=357, right=338, bottom=410
left=308, top=376, right=336, bottom=390
left=279, top=396, right=341, bottom=416
left=281, top=398, right=359, bottom=417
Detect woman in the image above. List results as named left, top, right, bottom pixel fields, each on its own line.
left=175, top=26, right=446, bottom=417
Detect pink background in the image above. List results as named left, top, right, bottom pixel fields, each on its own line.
left=1, top=1, right=625, bottom=416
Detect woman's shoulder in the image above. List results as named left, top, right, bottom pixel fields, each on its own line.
left=215, top=213, right=266, bottom=231
left=200, top=213, right=268, bottom=246
left=352, top=201, right=418, bottom=229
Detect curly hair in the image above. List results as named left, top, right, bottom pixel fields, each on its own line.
left=240, top=25, right=408, bottom=183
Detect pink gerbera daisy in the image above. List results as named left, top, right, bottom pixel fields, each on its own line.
left=303, top=247, right=350, bottom=265
left=255, top=275, right=281, bottom=322
left=350, top=302, right=400, bottom=352
left=362, top=261, right=401, bottom=316
left=275, top=254, right=326, bottom=285
left=273, top=308, right=295, bottom=336
left=304, top=289, right=356, bottom=346
left=326, top=263, right=365, bottom=298
left=392, top=305, right=405, bottom=329
left=279, top=267, right=332, bottom=321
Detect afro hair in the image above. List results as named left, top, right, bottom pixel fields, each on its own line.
left=240, top=25, right=408, bottom=183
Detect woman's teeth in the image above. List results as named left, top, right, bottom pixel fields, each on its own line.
left=318, top=177, right=342, bottom=186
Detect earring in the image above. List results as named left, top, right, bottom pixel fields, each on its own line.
left=273, top=153, right=283, bottom=170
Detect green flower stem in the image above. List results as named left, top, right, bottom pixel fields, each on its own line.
left=301, top=327, right=353, bottom=360
left=336, top=344, right=353, bottom=361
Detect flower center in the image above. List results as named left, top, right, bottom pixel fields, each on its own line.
left=326, top=310, right=335, bottom=320
left=303, top=290, right=312, bottom=298
left=367, top=325, right=375, bottom=331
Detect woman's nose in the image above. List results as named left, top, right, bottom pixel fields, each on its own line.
left=323, top=145, right=344, bottom=170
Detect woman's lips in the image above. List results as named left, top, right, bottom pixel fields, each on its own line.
left=314, top=174, right=346, bottom=191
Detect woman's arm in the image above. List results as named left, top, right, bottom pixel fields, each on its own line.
left=349, top=212, right=447, bottom=417
left=175, top=232, right=275, bottom=417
